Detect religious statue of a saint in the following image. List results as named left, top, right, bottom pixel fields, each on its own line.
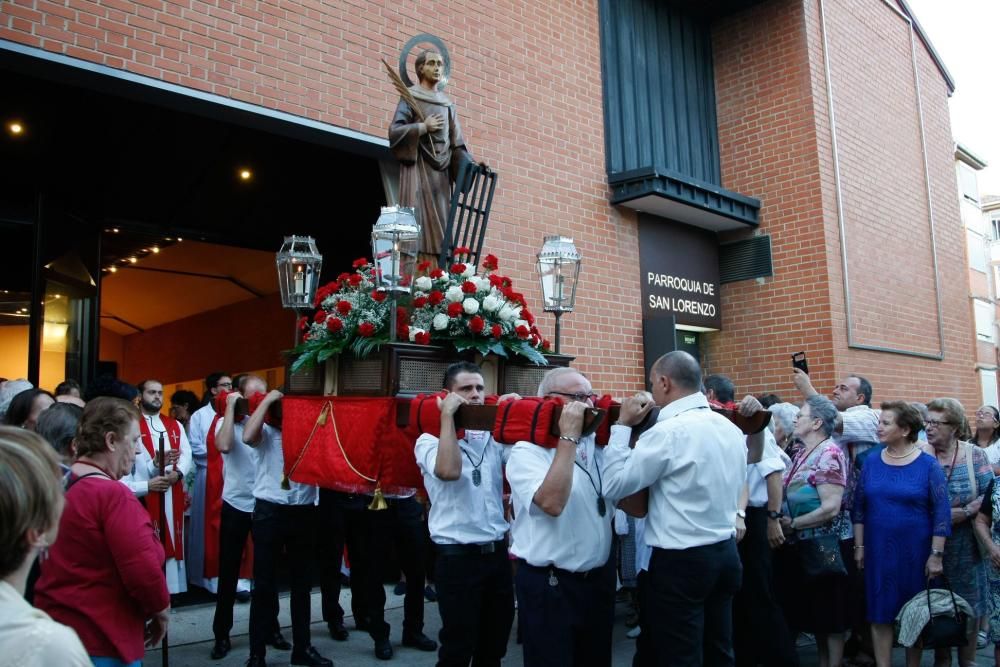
left=389, top=49, right=475, bottom=259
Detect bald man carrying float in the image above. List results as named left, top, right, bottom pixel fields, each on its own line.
left=603, top=351, right=766, bottom=667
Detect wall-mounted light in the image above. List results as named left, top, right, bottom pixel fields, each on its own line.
left=238, top=168, right=253, bottom=181
left=6, top=121, right=24, bottom=137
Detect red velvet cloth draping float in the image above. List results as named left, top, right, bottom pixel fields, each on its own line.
left=281, top=396, right=422, bottom=495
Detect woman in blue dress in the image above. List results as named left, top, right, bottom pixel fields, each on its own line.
left=853, top=401, right=950, bottom=667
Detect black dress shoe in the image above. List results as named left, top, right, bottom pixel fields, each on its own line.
left=328, top=622, right=349, bottom=641
left=245, top=655, right=267, bottom=667
left=210, top=638, right=231, bottom=659
left=374, top=637, right=394, bottom=660
left=290, top=645, right=333, bottom=667
left=268, top=631, right=292, bottom=650
left=402, top=631, right=437, bottom=651
left=235, top=590, right=251, bottom=603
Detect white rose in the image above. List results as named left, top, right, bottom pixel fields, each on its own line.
left=463, top=298, right=480, bottom=315
left=473, top=276, right=490, bottom=292
left=482, top=295, right=501, bottom=312
left=408, top=327, right=425, bottom=342
left=463, top=263, right=476, bottom=278
left=499, top=304, right=521, bottom=322
left=446, top=286, right=465, bottom=302
left=415, top=276, right=432, bottom=291
left=432, top=313, right=450, bottom=330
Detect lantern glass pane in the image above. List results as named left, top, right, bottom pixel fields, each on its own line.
left=536, top=236, right=581, bottom=312
left=276, top=236, right=322, bottom=309
left=371, top=206, right=421, bottom=293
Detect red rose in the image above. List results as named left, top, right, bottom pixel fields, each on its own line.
left=352, top=257, right=368, bottom=268
left=469, top=316, right=485, bottom=334
left=482, top=254, right=499, bottom=271
left=336, top=300, right=351, bottom=315
left=413, top=296, right=428, bottom=308
left=523, top=309, right=535, bottom=325
left=449, top=263, right=467, bottom=275
left=430, top=268, right=445, bottom=279
left=490, top=324, right=503, bottom=338
left=297, top=316, right=308, bottom=331
left=397, top=306, right=408, bottom=321
left=326, top=317, right=343, bottom=333
left=542, top=339, right=551, bottom=350
left=313, top=310, right=326, bottom=323
left=337, top=272, right=351, bottom=282
left=500, top=277, right=513, bottom=289
left=417, top=260, right=432, bottom=272
left=358, top=322, right=376, bottom=337
left=515, top=325, right=530, bottom=339
left=509, top=292, right=525, bottom=306
left=348, top=274, right=363, bottom=287
left=328, top=281, right=341, bottom=293
left=428, top=290, right=445, bottom=305
left=461, top=280, right=477, bottom=294
left=531, top=333, right=541, bottom=345
left=453, top=246, right=471, bottom=256
left=447, top=302, right=464, bottom=318
left=371, top=290, right=387, bottom=302
left=488, top=274, right=503, bottom=288
left=415, top=331, right=431, bottom=345
left=397, top=323, right=409, bottom=341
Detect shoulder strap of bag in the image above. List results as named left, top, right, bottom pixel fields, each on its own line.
left=967, top=444, right=978, bottom=499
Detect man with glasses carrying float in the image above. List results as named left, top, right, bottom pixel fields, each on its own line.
left=505, top=366, right=625, bottom=667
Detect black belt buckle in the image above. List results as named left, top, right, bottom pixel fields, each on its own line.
left=478, top=541, right=496, bottom=554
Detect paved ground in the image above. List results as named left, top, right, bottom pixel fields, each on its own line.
left=147, top=587, right=999, bottom=666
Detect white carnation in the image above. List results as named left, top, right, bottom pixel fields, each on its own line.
left=432, top=313, right=450, bottom=330
left=446, top=286, right=465, bottom=302
left=415, top=276, right=432, bottom=291
left=463, top=298, right=480, bottom=315
left=482, top=295, right=501, bottom=312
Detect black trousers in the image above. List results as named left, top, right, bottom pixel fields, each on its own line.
left=733, top=508, right=798, bottom=667
left=514, top=557, right=616, bottom=667
left=365, top=495, right=427, bottom=640
left=249, top=500, right=316, bottom=655
left=317, top=489, right=368, bottom=628
left=646, top=538, right=742, bottom=667
left=435, top=545, right=515, bottom=667
left=212, top=501, right=281, bottom=642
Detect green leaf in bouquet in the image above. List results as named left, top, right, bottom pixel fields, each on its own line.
left=290, top=349, right=318, bottom=373
left=509, top=340, right=548, bottom=365
left=488, top=342, right=508, bottom=357
left=350, top=335, right=386, bottom=359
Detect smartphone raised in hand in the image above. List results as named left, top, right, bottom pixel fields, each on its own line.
left=791, top=352, right=809, bottom=375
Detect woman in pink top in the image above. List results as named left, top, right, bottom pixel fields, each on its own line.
left=35, top=397, right=170, bottom=667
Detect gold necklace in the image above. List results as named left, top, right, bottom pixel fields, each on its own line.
left=884, top=444, right=917, bottom=459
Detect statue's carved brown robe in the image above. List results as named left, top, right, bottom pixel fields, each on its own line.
left=389, top=86, right=472, bottom=259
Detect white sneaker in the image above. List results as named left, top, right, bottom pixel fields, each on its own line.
left=627, top=626, right=641, bottom=639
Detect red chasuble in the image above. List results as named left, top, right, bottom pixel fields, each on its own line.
left=139, top=415, right=186, bottom=561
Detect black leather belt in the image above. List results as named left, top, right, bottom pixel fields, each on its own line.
left=519, top=559, right=604, bottom=580
left=435, top=539, right=507, bottom=556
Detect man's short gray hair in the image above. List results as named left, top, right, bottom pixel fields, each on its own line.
left=537, top=367, right=587, bottom=397
left=806, top=395, right=838, bottom=437
left=652, top=351, right=702, bottom=392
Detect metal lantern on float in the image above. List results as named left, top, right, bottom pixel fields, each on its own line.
left=276, top=235, right=323, bottom=310
left=371, top=206, right=421, bottom=294
left=535, top=235, right=582, bottom=353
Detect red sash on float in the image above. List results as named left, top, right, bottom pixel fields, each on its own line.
left=204, top=413, right=253, bottom=579
left=139, top=415, right=186, bottom=561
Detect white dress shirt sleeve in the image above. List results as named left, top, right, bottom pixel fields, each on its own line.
left=506, top=441, right=554, bottom=517
left=176, top=426, right=192, bottom=477
left=414, top=433, right=440, bottom=477
left=602, top=423, right=674, bottom=500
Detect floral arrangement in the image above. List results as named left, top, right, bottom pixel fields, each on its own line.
left=290, top=249, right=550, bottom=371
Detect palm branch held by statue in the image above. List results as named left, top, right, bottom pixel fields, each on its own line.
left=382, top=57, right=441, bottom=158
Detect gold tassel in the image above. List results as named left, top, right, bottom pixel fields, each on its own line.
left=280, top=473, right=291, bottom=490
left=368, top=483, right=388, bottom=511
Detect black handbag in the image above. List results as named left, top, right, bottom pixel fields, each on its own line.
left=920, top=579, right=968, bottom=649
left=797, top=533, right=848, bottom=578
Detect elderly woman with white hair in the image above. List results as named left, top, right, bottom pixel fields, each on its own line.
left=768, top=402, right=799, bottom=457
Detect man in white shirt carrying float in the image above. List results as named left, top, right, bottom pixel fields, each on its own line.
left=414, top=361, right=517, bottom=667
left=604, top=351, right=764, bottom=667
left=505, top=366, right=625, bottom=667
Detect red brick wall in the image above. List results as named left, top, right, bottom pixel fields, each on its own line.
left=709, top=0, right=977, bottom=409
left=0, top=0, right=645, bottom=394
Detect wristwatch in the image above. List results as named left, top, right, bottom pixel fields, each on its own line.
left=736, top=509, right=746, bottom=519
left=767, top=510, right=785, bottom=520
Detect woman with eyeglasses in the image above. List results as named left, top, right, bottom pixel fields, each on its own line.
left=919, top=397, right=994, bottom=667
left=779, top=395, right=852, bottom=667
left=852, top=401, right=950, bottom=667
